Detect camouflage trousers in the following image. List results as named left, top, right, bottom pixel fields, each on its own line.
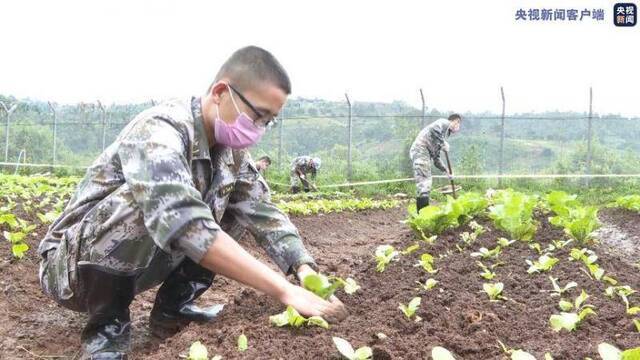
left=39, top=194, right=231, bottom=313
left=411, top=153, right=433, bottom=196
left=290, top=170, right=311, bottom=190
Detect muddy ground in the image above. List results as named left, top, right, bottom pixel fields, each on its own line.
left=1, top=206, right=639, bottom=359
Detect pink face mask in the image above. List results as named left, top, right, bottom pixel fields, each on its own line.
left=214, top=85, right=265, bottom=149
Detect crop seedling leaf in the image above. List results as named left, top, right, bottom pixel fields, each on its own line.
left=511, top=350, right=536, bottom=360
left=332, top=337, right=372, bottom=360
left=526, top=255, right=559, bottom=274
left=483, top=282, right=505, bottom=301
left=338, top=277, right=361, bottom=295
left=12, top=242, right=29, bottom=259
left=497, top=237, right=516, bottom=247
left=549, top=312, right=579, bottom=332
left=399, top=297, right=421, bottom=319
left=599, top=343, right=622, bottom=360
left=237, top=334, right=248, bottom=352
left=432, top=346, right=457, bottom=360
left=558, top=299, right=573, bottom=312
left=270, top=305, right=329, bottom=329
left=402, top=243, right=420, bottom=255
left=307, top=316, right=329, bottom=329
left=375, top=245, right=399, bottom=272
left=187, top=341, right=208, bottom=360
left=416, top=252, right=438, bottom=273
left=303, top=273, right=342, bottom=299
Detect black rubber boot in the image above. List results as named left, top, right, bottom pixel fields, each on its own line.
left=78, top=265, right=136, bottom=360
left=416, top=195, right=430, bottom=213
left=149, top=258, right=224, bottom=338
left=291, top=185, right=300, bottom=194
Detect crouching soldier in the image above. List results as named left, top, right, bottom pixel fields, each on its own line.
left=37, top=46, right=346, bottom=360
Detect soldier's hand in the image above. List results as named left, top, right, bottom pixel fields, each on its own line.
left=447, top=171, right=454, bottom=181
left=279, top=283, right=348, bottom=323
left=296, top=264, right=317, bottom=283
left=443, top=141, right=450, bottom=152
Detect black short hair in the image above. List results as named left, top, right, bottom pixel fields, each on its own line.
left=448, top=113, right=462, bottom=121
left=211, top=46, right=291, bottom=94
left=258, top=155, right=272, bottom=164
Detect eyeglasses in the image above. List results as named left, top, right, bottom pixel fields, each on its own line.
left=227, top=83, right=278, bottom=129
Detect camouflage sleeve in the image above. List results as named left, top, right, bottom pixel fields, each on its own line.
left=429, top=121, right=448, bottom=172
left=432, top=151, right=448, bottom=172
left=228, top=156, right=316, bottom=274
left=117, top=116, right=219, bottom=261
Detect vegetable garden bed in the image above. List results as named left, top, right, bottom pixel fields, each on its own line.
left=1, top=177, right=639, bottom=359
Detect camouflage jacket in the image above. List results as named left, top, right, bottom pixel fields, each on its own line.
left=38, top=97, right=315, bottom=275
left=409, top=118, right=451, bottom=172
left=290, top=156, right=317, bottom=178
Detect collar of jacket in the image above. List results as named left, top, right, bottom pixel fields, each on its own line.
left=190, top=96, right=234, bottom=166
left=191, top=96, right=210, bottom=161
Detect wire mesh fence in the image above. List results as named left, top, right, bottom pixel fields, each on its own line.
left=1, top=92, right=639, bottom=191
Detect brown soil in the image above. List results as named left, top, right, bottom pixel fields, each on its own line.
left=1, top=206, right=640, bottom=360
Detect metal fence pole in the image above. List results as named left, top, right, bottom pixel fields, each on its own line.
left=1, top=101, right=18, bottom=162
left=278, top=106, right=284, bottom=171
left=586, top=87, right=593, bottom=186
left=48, top=102, right=58, bottom=165
left=345, top=93, right=352, bottom=182
left=97, top=100, right=107, bottom=152
left=419, top=88, right=426, bottom=128
left=499, top=86, right=506, bottom=187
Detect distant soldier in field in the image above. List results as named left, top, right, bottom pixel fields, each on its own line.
left=37, top=46, right=346, bottom=360
left=410, top=114, right=462, bottom=212
left=290, top=156, right=321, bottom=193
left=255, top=155, right=272, bottom=174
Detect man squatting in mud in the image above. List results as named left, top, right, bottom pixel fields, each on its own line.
left=38, top=46, right=348, bottom=359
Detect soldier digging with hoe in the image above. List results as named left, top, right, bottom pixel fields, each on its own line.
left=37, top=46, right=348, bottom=359
left=410, top=114, right=462, bottom=212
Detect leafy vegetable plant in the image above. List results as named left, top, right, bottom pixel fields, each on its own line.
left=270, top=305, right=329, bottom=329
left=477, top=261, right=500, bottom=280
left=471, top=246, right=502, bottom=259
left=488, top=190, right=538, bottom=241
left=332, top=337, right=372, bottom=360
left=432, top=346, right=457, bottom=360
left=598, top=342, right=640, bottom=360
left=497, top=237, right=516, bottom=247
left=415, top=252, right=438, bottom=274
left=611, top=195, right=640, bottom=213
left=549, top=290, right=596, bottom=332
left=547, top=276, right=577, bottom=297
left=416, top=278, right=438, bottom=291
left=399, top=297, right=421, bottom=320
left=483, top=282, right=506, bottom=301
left=237, top=334, right=248, bottom=352
left=526, top=254, right=559, bottom=274
left=407, top=192, right=488, bottom=238
left=187, top=341, right=208, bottom=360
left=302, top=273, right=360, bottom=299
left=375, top=245, right=399, bottom=272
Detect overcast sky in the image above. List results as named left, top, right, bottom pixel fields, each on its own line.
left=1, top=0, right=638, bottom=116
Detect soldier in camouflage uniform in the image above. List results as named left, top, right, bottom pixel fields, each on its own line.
left=38, top=46, right=346, bottom=360
left=254, top=155, right=272, bottom=174
left=409, top=114, right=462, bottom=212
left=290, top=156, right=321, bottom=193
